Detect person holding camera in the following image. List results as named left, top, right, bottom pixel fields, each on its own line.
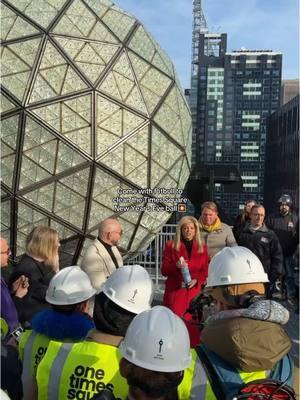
left=1, top=236, right=28, bottom=400
left=1, top=237, right=28, bottom=334
left=180, top=246, right=294, bottom=399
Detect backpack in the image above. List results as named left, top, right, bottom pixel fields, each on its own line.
left=196, top=345, right=296, bottom=400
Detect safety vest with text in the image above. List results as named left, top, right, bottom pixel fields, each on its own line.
left=177, top=346, right=293, bottom=399
left=36, top=340, right=128, bottom=400
left=19, top=329, right=53, bottom=389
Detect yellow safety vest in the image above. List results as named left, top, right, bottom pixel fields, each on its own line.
left=36, top=340, right=128, bottom=400
left=0, top=318, right=9, bottom=338
left=178, top=349, right=269, bottom=399
left=19, top=329, right=51, bottom=389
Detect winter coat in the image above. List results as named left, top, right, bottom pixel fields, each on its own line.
left=236, top=223, right=283, bottom=283
left=161, top=240, right=209, bottom=347
left=11, top=254, right=55, bottom=324
left=201, top=300, right=291, bottom=372
left=1, top=277, right=19, bottom=334
left=199, top=223, right=237, bottom=259
left=81, top=238, right=123, bottom=292
left=266, top=212, right=298, bottom=256
left=31, top=310, right=95, bottom=341
left=232, top=213, right=250, bottom=239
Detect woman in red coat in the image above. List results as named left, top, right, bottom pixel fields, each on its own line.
left=161, top=216, right=209, bottom=347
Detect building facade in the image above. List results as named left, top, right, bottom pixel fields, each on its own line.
left=190, top=32, right=282, bottom=218
left=264, top=95, right=299, bottom=214
left=281, top=79, right=300, bottom=106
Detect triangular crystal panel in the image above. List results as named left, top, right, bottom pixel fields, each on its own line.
left=29, top=41, right=88, bottom=103
left=7, top=0, right=68, bottom=29
left=31, top=94, right=92, bottom=155
left=1, top=38, right=42, bottom=101
left=1, top=3, right=40, bottom=41
left=98, top=51, right=147, bottom=114
left=96, top=94, right=145, bottom=157
left=55, top=36, right=120, bottom=84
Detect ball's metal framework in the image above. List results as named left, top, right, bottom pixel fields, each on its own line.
left=1, top=0, right=192, bottom=265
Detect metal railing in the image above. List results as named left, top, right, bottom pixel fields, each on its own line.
left=126, top=224, right=177, bottom=285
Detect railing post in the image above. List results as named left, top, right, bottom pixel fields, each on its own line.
left=155, top=233, right=159, bottom=286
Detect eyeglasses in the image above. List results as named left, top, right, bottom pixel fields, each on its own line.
left=1, top=248, right=11, bottom=255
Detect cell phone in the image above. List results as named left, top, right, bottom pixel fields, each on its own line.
left=7, top=326, right=24, bottom=342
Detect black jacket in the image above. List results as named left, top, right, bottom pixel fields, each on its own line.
left=265, top=212, right=298, bottom=256
left=10, top=254, right=55, bottom=324
left=232, top=213, right=251, bottom=239
left=236, top=223, right=283, bottom=283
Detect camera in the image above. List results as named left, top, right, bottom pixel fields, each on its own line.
left=184, top=289, right=216, bottom=328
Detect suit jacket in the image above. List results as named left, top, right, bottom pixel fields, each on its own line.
left=81, top=239, right=123, bottom=292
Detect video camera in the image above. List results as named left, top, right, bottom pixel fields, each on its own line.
left=184, top=289, right=216, bottom=328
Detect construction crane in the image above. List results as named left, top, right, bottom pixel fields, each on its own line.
left=191, top=0, right=208, bottom=75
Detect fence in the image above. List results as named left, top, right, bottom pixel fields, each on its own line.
left=126, top=224, right=177, bottom=285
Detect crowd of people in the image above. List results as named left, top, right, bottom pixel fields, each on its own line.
left=0, top=193, right=298, bottom=399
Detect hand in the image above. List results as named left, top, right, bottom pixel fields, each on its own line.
left=176, top=258, right=187, bottom=269
left=11, top=275, right=26, bottom=294
left=187, top=279, right=197, bottom=289
left=13, top=275, right=29, bottom=298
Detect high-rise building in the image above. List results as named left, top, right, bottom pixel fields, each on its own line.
left=281, top=79, right=300, bottom=106
left=264, top=95, right=299, bottom=213
left=191, top=30, right=282, bottom=218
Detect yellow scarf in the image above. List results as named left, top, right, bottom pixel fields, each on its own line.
left=199, top=216, right=222, bottom=232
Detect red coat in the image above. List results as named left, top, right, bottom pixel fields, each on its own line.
left=161, top=240, right=209, bottom=347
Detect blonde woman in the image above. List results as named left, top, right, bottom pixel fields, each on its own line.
left=161, top=216, right=208, bottom=347
left=199, top=201, right=236, bottom=259
left=12, top=226, right=60, bottom=323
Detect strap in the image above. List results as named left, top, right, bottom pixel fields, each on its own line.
left=196, top=345, right=226, bottom=400
left=271, top=354, right=294, bottom=386
left=196, top=345, right=246, bottom=400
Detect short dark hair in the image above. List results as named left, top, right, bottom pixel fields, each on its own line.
left=93, top=292, right=135, bottom=336
left=120, top=358, right=183, bottom=399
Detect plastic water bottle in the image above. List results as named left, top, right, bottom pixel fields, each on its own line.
left=179, top=256, right=192, bottom=286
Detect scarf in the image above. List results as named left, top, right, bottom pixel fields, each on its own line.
left=204, top=300, right=289, bottom=326
left=199, top=216, right=222, bottom=232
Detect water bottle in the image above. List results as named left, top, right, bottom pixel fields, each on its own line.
left=179, top=256, right=192, bottom=286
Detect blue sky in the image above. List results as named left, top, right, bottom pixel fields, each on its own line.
left=116, top=0, right=299, bottom=89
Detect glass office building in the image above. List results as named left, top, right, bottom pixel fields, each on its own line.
left=190, top=33, right=282, bottom=218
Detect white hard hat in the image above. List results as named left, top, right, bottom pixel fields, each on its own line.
left=120, top=306, right=191, bottom=372
left=0, top=389, right=11, bottom=400
left=46, top=266, right=97, bottom=305
left=206, top=246, right=269, bottom=287
left=101, top=265, right=153, bottom=314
